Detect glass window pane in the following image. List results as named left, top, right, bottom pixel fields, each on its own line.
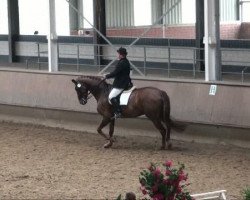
left=0, top=0, right=8, bottom=34
left=19, top=0, right=70, bottom=35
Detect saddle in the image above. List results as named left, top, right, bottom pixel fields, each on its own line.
left=119, top=86, right=136, bottom=105
left=109, top=86, right=136, bottom=106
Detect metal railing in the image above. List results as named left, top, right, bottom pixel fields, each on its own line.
left=24, top=41, right=250, bottom=83
left=58, top=43, right=203, bottom=79
left=221, top=48, right=250, bottom=83
left=26, top=42, right=48, bottom=70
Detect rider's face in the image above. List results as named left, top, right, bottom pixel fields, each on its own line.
left=117, top=53, right=124, bottom=60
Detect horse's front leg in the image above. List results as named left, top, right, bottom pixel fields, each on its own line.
left=97, top=117, right=111, bottom=140
left=104, top=119, right=115, bottom=148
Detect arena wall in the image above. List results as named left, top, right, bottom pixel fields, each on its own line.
left=0, top=69, right=250, bottom=128
left=0, top=69, right=249, bottom=148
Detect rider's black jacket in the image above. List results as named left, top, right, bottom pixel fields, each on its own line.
left=105, top=57, right=131, bottom=89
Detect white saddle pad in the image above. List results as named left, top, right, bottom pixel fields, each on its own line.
left=120, top=86, right=136, bottom=105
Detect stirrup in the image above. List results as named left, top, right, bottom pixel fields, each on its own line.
left=112, top=112, right=122, bottom=120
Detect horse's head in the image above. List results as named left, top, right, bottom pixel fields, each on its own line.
left=72, top=79, right=89, bottom=105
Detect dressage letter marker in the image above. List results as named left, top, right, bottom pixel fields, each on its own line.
left=209, top=85, right=217, bottom=95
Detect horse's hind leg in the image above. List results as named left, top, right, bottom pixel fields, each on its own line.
left=165, top=119, right=172, bottom=149
left=104, top=119, right=115, bottom=148
left=151, top=120, right=166, bottom=150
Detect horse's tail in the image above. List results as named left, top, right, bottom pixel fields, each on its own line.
left=161, top=91, right=170, bottom=126
left=161, top=91, right=186, bottom=132
left=170, top=118, right=187, bottom=132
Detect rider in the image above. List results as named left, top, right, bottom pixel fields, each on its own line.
left=104, top=47, right=132, bottom=119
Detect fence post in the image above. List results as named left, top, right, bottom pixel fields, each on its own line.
left=143, top=47, right=147, bottom=75
left=77, top=44, right=80, bottom=72
left=57, top=43, right=60, bottom=71
left=26, top=59, right=29, bottom=69
left=168, top=39, right=171, bottom=78
left=241, top=67, right=248, bottom=83
left=37, top=43, right=41, bottom=70
left=193, top=48, right=196, bottom=78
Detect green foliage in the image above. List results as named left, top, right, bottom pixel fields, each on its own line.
left=243, top=187, right=250, bottom=200
left=116, top=194, right=122, bottom=200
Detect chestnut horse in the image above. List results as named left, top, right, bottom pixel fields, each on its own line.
left=71, top=76, right=185, bottom=149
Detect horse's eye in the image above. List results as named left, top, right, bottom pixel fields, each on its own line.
left=77, top=83, right=82, bottom=88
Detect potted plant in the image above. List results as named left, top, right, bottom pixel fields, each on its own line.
left=139, top=160, right=194, bottom=200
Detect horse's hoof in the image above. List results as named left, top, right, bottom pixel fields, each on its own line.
left=103, top=142, right=113, bottom=148
left=110, top=137, right=117, bottom=143
left=167, top=143, right=173, bottom=150
left=160, top=146, right=166, bottom=150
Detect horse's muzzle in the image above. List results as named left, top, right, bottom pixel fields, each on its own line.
left=80, top=98, right=87, bottom=105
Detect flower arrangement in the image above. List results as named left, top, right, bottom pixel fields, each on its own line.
left=243, top=187, right=250, bottom=200
left=139, top=160, right=194, bottom=200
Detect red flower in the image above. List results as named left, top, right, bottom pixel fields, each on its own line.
left=178, top=171, right=187, bottom=181
left=165, top=169, right=172, bottom=176
left=142, top=189, right=147, bottom=195
left=167, top=179, right=174, bottom=185
left=152, top=185, right=159, bottom=193
left=153, top=168, right=162, bottom=177
left=176, top=186, right=182, bottom=194
left=163, top=179, right=169, bottom=185
left=168, top=195, right=175, bottom=200
left=164, top=160, right=173, bottom=168
left=140, top=186, right=147, bottom=195
left=152, top=193, right=164, bottom=200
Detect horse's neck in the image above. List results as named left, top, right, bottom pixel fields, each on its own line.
left=87, top=80, right=109, bottom=101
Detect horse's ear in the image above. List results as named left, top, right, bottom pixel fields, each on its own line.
left=72, top=79, right=77, bottom=85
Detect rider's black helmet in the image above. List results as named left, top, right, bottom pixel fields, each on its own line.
left=117, top=47, right=127, bottom=56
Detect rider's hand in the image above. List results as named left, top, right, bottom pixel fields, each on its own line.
left=102, top=74, right=107, bottom=80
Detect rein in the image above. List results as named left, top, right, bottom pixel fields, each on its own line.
left=86, top=91, right=92, bottom=100
left=85, top=78, right=106, bottom=100
left=97, top=78, right=106, bottom=87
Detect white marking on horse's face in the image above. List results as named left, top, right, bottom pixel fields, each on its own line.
left=77, top=83, right=82, bottom=88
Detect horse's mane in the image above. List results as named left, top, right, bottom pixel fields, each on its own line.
left=77, top=75, right=102, bottom=82
left=77, top=75, right=112, bottom=94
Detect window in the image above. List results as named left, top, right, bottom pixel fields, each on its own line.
left=0, top=0, right=8, bottom=34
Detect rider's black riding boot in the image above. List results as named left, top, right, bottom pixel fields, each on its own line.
left=110, top=98, right=122, bottom=119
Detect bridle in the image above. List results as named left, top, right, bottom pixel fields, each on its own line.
left=86, top=91, right=92, bottom=100
left=82, top=78, right=107, bottom=101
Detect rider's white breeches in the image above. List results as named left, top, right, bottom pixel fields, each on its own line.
left=108, top=88, right=123, bottom=101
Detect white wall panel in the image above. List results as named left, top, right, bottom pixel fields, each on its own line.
left=106, top=0, right=134, bottom=27
left=162, top=0, right=182, bottom=25
left=220, top=0, right=238, bottom=21
left=0, top=0, right=8, bottom=34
